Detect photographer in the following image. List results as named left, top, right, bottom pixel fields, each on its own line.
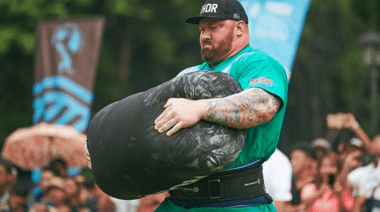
left=300, top=152, right=354, bottom=212
left=326, top=113, right=375, bottom=155
left=327, top=113, right=380, bottom=212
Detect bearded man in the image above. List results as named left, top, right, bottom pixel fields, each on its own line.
left=153, top=0, right=289, bottom=211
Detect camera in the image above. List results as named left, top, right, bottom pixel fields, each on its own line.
left=328, top=174, right=335, bottom=186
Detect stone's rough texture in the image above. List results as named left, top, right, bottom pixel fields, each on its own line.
left=87, top=71, right=246, bottom=200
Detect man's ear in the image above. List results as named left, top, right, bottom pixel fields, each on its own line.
left=235, top=21, right=246, bottom=36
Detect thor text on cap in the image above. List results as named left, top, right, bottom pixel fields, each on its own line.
left=201, top=4, right=218, bottom=14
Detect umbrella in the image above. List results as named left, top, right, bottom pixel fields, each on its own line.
left=1, top=123, right=87, bottom=171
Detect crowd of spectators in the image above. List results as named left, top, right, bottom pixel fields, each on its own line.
left=3, top=112, right=380, bottom=212
left=0, top=156, right=167, bottom=212
left=264, top=112, right=380, bottom=212
left=0, top=157, right=118, bottom=212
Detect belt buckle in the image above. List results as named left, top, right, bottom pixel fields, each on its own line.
left=208, top=179, right=221, bottom=199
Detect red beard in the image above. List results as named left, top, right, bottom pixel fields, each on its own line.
left=201, top=29, right=233, bottom=66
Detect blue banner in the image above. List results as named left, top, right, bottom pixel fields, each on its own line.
left=239, top=0, right=311, bottom=80
left=33, top=17, right=105, bottom=132
left=33, top=76, right=93, bottom=132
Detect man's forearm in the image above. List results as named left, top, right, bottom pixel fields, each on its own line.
left=204, top=88, right=281, bottom=129
left=154, top=88, right=281, bottom=136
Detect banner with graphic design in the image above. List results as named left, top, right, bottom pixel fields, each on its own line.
left=33, top=16, right=105, bottom=132
left=239, top=0, right=311, bottom=80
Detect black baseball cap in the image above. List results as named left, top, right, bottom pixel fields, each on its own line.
left=185, top=0, right=249, bottom=24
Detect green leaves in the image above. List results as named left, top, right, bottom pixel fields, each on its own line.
left=0, top=28, right=35, bottom=54
left=0, top=27, right=17, bottom=53
left=18, top=32, right=35, bottom=53
left=108, top=0, right=132, bottom=14
left=0, top=0, right=69, bottom=55
left=148, top=27, right=177, bottom=64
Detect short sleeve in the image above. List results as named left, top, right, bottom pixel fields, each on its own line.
left=232, top=51, right=288, bottom=107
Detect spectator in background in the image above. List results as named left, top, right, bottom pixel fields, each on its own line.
left=30, top=203, right=53, bottom=212
left=64, top=177, right=82, bottom=212
left=263, top=148, right=293, bottom=212
left=0, top=159, right=17, bottom=212
left=48, top=159, right=68, bottom=178
left=288, top=142, right=317, bottom=212
left=327, top=112, right=380, bottom=212
left=310, top=138, right=332, bottom=160
left=9, top=183, right=29, bottom=212
left=336, top=137, right=365, bottom=191
left=347, top=149, right=380, bottom=212
left=300, top=152, right=354, bottom=212
left=337, top=138, right=365, bottom=165
left=326, top=113, right=377, bottom=155
left=32, top=167, right=58, bottom=204
left=44, top=176, right=70, bottom=212
left=79, top=178, right=115, bottom=212
left=74, top=174, right=85, bottom=189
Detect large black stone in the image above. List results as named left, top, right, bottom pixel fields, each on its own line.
left=86, top=71, right=246, bottom=199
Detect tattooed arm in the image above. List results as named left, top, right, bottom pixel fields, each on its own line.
left=205, top=88, right=281, bottom=129
left=154, top=87, right=282, bottom=136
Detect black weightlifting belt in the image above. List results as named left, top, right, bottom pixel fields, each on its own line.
left=169, top=160, right=272, bottom=208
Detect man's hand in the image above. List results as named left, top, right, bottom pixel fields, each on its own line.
left=155, top=88, right=281, bottom=136
left=154, top=98, right=208, bottom=136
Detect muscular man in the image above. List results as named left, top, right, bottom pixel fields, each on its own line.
left=154, top=0, right=288, bottom=211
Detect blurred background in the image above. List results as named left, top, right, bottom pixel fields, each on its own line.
left=0, top=0, right=380, bottom=156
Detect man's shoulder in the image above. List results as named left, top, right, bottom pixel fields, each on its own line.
left=235, top=47, right=285, bottom=72
left=233, top=47, right=287, bottom=84
left=237, top=47, right=275, bottom=61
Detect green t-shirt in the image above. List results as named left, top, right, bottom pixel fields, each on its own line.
left=179, top=45, right=288, bottom=168
left=156, top=45, right=288, bottom=212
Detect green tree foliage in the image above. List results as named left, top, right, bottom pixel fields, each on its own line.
left=278, top=0, right=380, bottom=154
left=0, top=0, right=204, bottom=148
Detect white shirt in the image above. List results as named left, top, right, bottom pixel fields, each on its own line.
left=348, top=160, right=380, bottom=198
left=110, top=197, right=139, bottom=212
left=263, top=148, right=293, bottom=201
